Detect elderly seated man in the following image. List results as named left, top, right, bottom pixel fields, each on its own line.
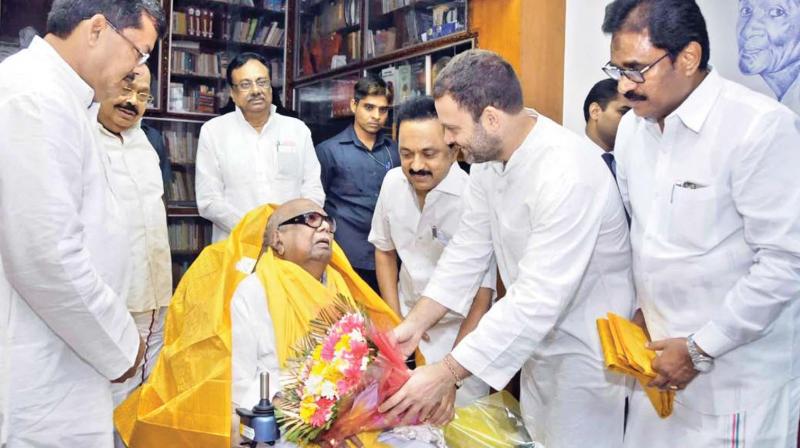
left=231, top=198, right=441, bottom=447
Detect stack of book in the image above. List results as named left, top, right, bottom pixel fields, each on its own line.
left=167, top=171, right=197, bottom=202
left=163, top=125, right=199, bottom=164
left=168, top=221, right=212, bottom=252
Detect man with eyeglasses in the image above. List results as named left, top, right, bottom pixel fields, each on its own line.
left=196, top=52, right=324, bottom=243
left=602, top=0, right=800, bottom=446
left=315, top=76, right=399, bottom=294
left=229, top=199, right=433, bottom=447
left=0, top=0, right=165, bottom=446
left=96, top=64, right=172, bottom=447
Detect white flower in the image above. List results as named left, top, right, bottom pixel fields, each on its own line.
left=320, top=380, right=338, bottom=399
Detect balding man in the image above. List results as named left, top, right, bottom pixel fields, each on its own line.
left=230, top=199, right=436, bottom=447
left=97, top=65, right=172, bottom=427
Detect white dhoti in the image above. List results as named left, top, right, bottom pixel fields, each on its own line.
left=624, top=377, right=800, bottom=448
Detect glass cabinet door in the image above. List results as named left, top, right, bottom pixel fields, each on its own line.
left=295, top=71, right=362, bottom=144
left=295, top=0, right=363, bottom=78
left=365, top=0, right=466, bottom=59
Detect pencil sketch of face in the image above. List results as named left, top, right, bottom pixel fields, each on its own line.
left=737, top=0, right=800, bottom=97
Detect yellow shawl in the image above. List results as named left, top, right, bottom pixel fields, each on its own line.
left=115, top=204, right=421, bottom=447
left=115, top=205, right=275, bottom=447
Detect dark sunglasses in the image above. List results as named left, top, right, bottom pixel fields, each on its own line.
left=278, top=211, right=336, bottom=233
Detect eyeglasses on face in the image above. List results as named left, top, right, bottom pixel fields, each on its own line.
left=278, top=211, right=336, bottom=233
left=122, top=86, right=153, bottom=104
left=106, top=19, right=150, bottom=65
left=232, top=78, right=271, bottom=91
left=602, top=52, right=671, bottom=84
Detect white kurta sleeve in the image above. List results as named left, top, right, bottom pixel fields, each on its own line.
left=422, top=171, right=496, bottom=317
left=692, top=110, right=800, bottom=358
left=0, top=95, right=139, bottom=380
left=367, top=180, right=395, bottom=251
left=299, top=129, right=325, bottom=207
left=450, top=175, right=607, bottom=390
left=479, top=257, right=497, bottom=292
left=196, top=125, right=244, bottom=233
left=231, top=276, right=281, bottom=409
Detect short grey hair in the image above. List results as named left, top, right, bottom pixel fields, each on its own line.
left=47, top=0, right=167, bottom=39
left=432, top=49, right=524, bottom=121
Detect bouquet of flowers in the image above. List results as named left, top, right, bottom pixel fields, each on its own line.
left=277, top=294, right=417, bottom=446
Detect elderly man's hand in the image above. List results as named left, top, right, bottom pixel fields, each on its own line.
left=379, top=362, right=455, bottom=425
left=647, top=338, right=699, bottom=391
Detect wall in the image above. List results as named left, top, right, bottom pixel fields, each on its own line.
left=471, top=0, right=566, bottom=122
left=562, top=0, right=800, bottom=133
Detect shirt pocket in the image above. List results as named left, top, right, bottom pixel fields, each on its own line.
left=275, top=147, right=300, bottom=179
left=667, top=185, right=719, bottom=251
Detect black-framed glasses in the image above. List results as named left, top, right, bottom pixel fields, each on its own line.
left=279, top=211, right=336, bottom=233
left=232, top=78, right=271, bottom=91
left=106, top=19, right=150, bottom=65
left=122, top=86, right=153, bottom=104
left=602, top=53, right=670, bottom=84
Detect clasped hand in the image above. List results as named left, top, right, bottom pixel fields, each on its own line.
left=378, top=321, right=457, bottom=426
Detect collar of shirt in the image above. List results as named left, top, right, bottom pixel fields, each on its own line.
left=97, top=119, right=142, bottom=144
left=648, top=68, right=723, bottom=135
left=339, top=124, right=392, bottom=151
left=234, top=104, right=278, bottom=135
left=585, top=136, right=612, bottom=156
left=488, top=108, right=542, bottom=176
left=29, top=36, right=95, bottom=109
left=398, top=162, right=464, bottom=207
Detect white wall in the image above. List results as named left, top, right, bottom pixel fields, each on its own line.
left=562, top=1, right=793, bottom=133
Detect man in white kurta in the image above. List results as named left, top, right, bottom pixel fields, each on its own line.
left=96, top=65, right=172, bottom=414
left=602, top=1, right=800, bottom=444
left=0, top=4, right=164, bottom=445
left=603, top=0, right=800, bottom=448
left=380, top=50, right=635, bottom=447
left=196, top=53, right=324, bottom=243
left=368, top=97, right=493, bottom=407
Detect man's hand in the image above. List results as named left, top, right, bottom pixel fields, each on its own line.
left=393, top=319, right=427, bottom=358
left=112, top=336, right=145, bottom=383
left=379, top=362, right=455, bottom=425
left=427, top=383, right=456, bottom=427
left=647, top=338, right=698, bottom=391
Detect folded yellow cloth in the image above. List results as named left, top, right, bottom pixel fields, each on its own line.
left=597, top=313, right=674, bottom=418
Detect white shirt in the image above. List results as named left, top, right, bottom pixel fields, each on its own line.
left=196, top=106, right=325, bottom=242
left=98, top=122, right=172, bottom=312
left=230, top=275, right=282, bottom=410
left=615, top=69, right=800, bottom=415
left=422, top=112, right=635, bottom=444
left=368, top=165, right=496, bottom=365
left=0, top=37, right=139, bottom=443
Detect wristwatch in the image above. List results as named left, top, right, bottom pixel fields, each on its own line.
left=686, top=334, right=714, bottom=373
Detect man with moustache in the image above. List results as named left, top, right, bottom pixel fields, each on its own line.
left=378, top=50, right=635, bottom=447
left=737, top=0, right=800, bottom=114
left=316, top=76, right=399, bottom=292
left=0, top=0, right=165, bottom=445
left=369, top=97, right=493, bottom=415
left=196, top=52, right=324, bottom=243
left=96, top=65, right=172, bottom=427
left=602, top=0, right=800, bottom=446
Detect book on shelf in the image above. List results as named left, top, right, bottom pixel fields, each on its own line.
left=163, top=125, right=199, bottom=164
left=365, top=27, right=397, bottom=57
left=380, top=0, right=411, bottom=14
left=330, top=79, right=357, bottom=118
left=167, top=171, right=197, bottom=202
left=168, top=221, right=212, bottom=252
